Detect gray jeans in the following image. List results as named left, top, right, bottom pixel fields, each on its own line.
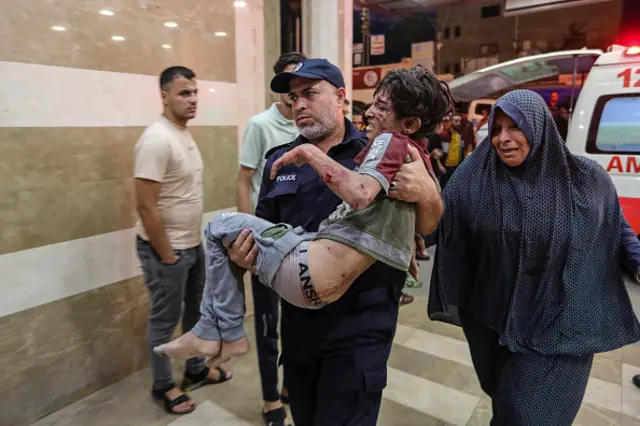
left=136, top=237, right=207, bottom=390
left=192, top=212, right=314, bottom=342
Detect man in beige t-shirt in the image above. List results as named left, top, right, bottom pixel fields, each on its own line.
left=134, top=66, right=231, bottom=416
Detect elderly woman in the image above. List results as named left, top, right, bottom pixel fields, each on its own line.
left=429, top=90, right=640, bottom=425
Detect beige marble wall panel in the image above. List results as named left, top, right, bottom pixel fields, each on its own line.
left=263, top=0, right=281, bottom=108
left=191, top=126, right=239, bottom=213
left=0, top=0, right=236, bottom=82
left=0, top=276, right=149, bottom=426
left=0, top=126, right=237, bottom=254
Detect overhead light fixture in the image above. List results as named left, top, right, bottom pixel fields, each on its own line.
left=234, top=1, right=247, bottom=7
left=111, top=35, right=125, bottom=41
left=51, top=25, right=67, bottom=31
left=209, top=88, right=216, bottom=93
left=99, top=9, right=114, bottom=16
left=214, top=31, right=227, bottom=37
left=164, top=22, right=178, bottom=28
left=162, top=44, right=171, bottom=49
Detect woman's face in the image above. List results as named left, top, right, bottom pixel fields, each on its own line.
left=491, top=111, right=530, bottom=167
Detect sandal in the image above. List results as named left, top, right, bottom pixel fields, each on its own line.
left=399, top=292, right=414, bottom=306
left=181, top=366, right=232, bottom=392
left=404, top=274, right=423, bottom=289
left=151, top=383, right=195, bottom=415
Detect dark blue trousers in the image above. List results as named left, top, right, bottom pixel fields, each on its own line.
left=251, top=275, right=285, bottom=403
left=281, top=269, right=404, bottom=426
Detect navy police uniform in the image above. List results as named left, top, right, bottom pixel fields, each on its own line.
left=254, top=119, right=405, bottom=426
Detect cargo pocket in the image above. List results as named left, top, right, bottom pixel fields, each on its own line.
left=360, top=366, right=387, bottom=419
left=363, top=366, right=387, bottom=394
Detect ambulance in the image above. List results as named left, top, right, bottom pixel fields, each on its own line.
left=449, top=46, right=640, bottom=234
left=566, top=45, right=640, bottom=235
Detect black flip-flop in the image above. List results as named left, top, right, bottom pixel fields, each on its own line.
left=262, top=406, right=286, bottom=426
left=180, top=366, right=232, bottom=392
left=151, top=383, right=195, bottom=415
left=280, top=393, right=290, bottom=404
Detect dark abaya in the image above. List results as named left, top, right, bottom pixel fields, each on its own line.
left=428, top=90, right=640, bottom=425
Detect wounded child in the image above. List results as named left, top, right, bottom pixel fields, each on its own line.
left=154, top=130, right=437, bottom=366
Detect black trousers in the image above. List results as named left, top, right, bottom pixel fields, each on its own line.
left=281, top=280, right=403, bottom=426
left=461, top=316, right=593, bottom=426
left=251, top=275, right=286, bottom=402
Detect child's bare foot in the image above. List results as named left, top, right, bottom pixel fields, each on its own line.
left=154, top=331, right=221, bottom=359
left=206, top=336, right=250, bottom=367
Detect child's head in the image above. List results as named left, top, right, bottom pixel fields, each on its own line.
left=366, top=66, right=454, bottom=140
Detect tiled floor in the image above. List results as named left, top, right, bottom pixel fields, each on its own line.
left=32, top=254, right=640, bottom=426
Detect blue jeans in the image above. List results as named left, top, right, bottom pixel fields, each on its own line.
left=136, top=238, right=207, bottom=389
left=191, top=212, right=313, bottom=342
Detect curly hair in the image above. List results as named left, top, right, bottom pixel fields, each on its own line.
left=374, top=66, right=455, bottom=140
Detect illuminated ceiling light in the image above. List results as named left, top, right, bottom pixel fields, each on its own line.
left=214, top=31, right=227, bottom=37
left=111, top=35, right=125, bottom=41
left=99, top=9, right=115, bottom=16
left=234, top=1, right=247, bottom=7
left=162, top=44, right=171, bottom=49
left=51, top=25, right=67, bottom=31
left=209, top=88, right=216, bottom=93
left=164, top=21, right=178, bottom=28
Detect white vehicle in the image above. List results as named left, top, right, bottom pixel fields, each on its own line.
left=566, top=45, right=640, bottom=234
left=448, top=47, right=640, bottom=234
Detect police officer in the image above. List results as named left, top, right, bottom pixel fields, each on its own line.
left=226, top=59, right=440, bottom=425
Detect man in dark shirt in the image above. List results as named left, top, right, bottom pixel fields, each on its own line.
left=225, top=59, right=442, bottom=425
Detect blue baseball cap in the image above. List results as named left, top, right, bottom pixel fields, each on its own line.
left=270, top=58, right=345, bottom=94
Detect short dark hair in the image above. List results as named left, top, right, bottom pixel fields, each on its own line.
left=273, top=52, right=307, bottom=74
left=353, top=107, right=363, bottom=116
left=160, top=66, right=196, bottom=88
left=374, top=66, right=455, bottom=140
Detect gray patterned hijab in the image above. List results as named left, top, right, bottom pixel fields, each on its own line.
left=428, top=89, right=640, bottom=355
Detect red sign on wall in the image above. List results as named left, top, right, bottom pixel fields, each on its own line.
left=353, top=68, right=382, bottom=90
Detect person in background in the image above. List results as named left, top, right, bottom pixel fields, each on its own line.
left=426, top=123, right=446, bottom=179
left=548, top=91, right=560, bottom=117
left=134, top=66, right=231, bottom=415
left=555, top=101, right=570, bottom=141
left=235, top=51, right=306, bottom=426
left=438, top=113, right=474, bottom=188
left=352, top=106, right=365, bottom=131
left=419, top=125, right=447, bottom=254
left=460, top=113, right=477, bottom=149
left=474, top=108, right=490, bottom=144
left=343, top=98, right=350, bottom=116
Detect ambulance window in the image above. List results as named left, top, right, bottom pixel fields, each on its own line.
left=587, top=95, right=640, bottom=154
